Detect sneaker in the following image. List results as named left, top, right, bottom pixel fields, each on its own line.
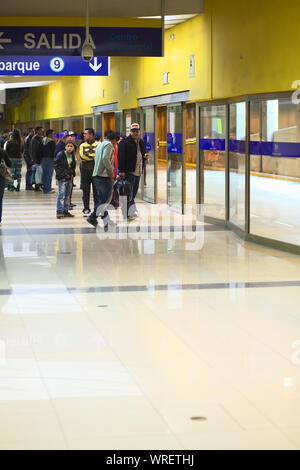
left=87, top=216, right=98, bottom=227
left=83, top=209, right=91, bottom=218
left=63, top=212, right=75, bottom=218
left=127, top=216, right=136, bottom=222
left=56, top=213, right=64, bottom=219
left=70, top=203, right=77, bottom=209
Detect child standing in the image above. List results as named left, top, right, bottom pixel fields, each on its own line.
left=54, top=141, right=76, bottom=219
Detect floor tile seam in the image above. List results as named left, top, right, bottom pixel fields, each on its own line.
left=81, top=308, right=183, bottom=444
left=218, top=404, right=247, bottom=432
left=198, top=292, right=300, bottom=367
left=233, top=388, right=300, bottom=448
left=16, top=314, right=71, bottom=450
left=0, top=226, right=228, bottom=236
left=80, top=295, right=254, bottom=440
left=144, top=297, right=300, bottom=435
left=0, top=432, right=182, bottom=446
left=2, top=280, right=300, bottom=296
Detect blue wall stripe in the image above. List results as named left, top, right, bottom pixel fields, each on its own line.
left=200, top=138, right=300, bottom=158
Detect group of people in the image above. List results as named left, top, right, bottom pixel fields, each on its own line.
left=0, top=123, right=149, bottom=228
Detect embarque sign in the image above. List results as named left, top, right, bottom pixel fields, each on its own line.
left=0, top=56, right=110, bottom=76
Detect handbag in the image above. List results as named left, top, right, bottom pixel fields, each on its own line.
left=35, top=165, right=43, bottom=185
left=110, top=187, right=119, bottom=209
left=0, top=160, right=12, bottom=181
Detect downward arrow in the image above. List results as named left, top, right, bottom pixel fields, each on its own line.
left=89, top=58, right=102, bottom=72
left=0, top=32, right=12, bottom=50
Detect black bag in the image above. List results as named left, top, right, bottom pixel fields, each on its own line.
left=116, top=177, right=131, bottom=197
left=110, top=187, right=119, bottom=209
left=0, top=160, right=12, bottom=181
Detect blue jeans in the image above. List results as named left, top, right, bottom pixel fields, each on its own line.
left=56, top=180, right=72, bottom=213
left=41, top=157, right=54, bottom=193
left=121, top=173, right=140, bottom=219
left=90, top=177, right=114, bottom=222
left=24, top=156, right=32, bottom=189
left=0, top=176, right=6, bottom=223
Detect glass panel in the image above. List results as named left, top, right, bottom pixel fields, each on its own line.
left=167, top=104, right=182, bottom=212
left=229, top=102, right=246, bottom=229
left=186, top=104, right=197, bottom=206
left=250, top=99, right=300, bottom=245
left=70, top=118, right=84, bottom=140
left=200, top=105, right=226, bottom=219
left=115, top=111, right=122, bottom=136
left=84, top=116, right=93, bottom=129
left=142, top=107, right=156, bottom=203
left=94, top=113, right=102, bottom=141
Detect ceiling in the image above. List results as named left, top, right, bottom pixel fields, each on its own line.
left=0, top=0, right=203, bottom=17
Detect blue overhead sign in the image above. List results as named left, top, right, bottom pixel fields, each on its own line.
left=0, top=56, right=109, bottom=76
left=0, top=26, right=162, bottom=57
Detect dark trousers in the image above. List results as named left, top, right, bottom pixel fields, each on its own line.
left=81, top=166, right=98, bottom=211
left=0, top=177, right=6, bottom=223
left=24, top=156, right=32, bottom=189
left=41, top=157, right=54, bottom=193
left=122, top=173, right=140, bottom=219
left=90, top=176, right=114, bottom=222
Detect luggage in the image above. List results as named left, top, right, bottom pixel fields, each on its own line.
left=35, top=165, right=43, bottom=185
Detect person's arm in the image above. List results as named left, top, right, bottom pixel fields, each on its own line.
left=117, top=140, right=126, bottom=175
left=102, top=145, right=114, bottom=178
left=51, top=140, right=56, bottom=157
left=2, top=150, right=11, bottom=168
left=79, top=143, right=84, bottom=161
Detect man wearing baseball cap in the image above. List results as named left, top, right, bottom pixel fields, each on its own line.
left=54, top=131, right=69, bottom=158
left=118, top=123, right=149, bottom=220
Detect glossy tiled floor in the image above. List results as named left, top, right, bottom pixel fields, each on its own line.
left=0, top=182, right=300, bottom=450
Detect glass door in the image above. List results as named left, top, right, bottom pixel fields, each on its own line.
left=167, top=104, right=183, bottom=212
left=142, top=107, right=156, bottom=203
left=199, top=105, right=227, bottom=220
left=250, top=98, right=300, bottom=246
left=229, top=102, right=246, bottom=229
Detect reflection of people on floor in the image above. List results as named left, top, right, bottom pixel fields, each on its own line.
left=0, top=237, right=7, bottom=281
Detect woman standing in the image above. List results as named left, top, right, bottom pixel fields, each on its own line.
left=0, top=147, right=12, bottom=227
left=5, top=129, right=23, bottom=191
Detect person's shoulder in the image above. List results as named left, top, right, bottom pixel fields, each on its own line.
left=55, top=150, right=65, bottom=158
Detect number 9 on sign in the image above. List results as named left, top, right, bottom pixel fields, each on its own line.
left=49, top=57, right=65, bottom=73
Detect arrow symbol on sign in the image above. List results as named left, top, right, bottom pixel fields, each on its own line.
left=0, top=32, right=12, bottom=49
left=89, top=58, right=102, bottom=72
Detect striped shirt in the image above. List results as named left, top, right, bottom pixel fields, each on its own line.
left=79, top=140, right=99, bottom=164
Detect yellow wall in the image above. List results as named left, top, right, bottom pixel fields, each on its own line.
left=212, top=0, right=300, bottom=98
left=7, top=0, right=300, bottom=124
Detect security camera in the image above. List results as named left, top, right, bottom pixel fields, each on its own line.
left=81, top=40, right=93, bottom=62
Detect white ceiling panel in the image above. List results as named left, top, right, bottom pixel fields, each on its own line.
left=0, top=0, right=203, bottom=17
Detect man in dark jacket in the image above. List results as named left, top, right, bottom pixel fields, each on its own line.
left=24, top=128, right=34, bottom=190
left=54, top=141, right=76, bottom=219
left=0, top=147, right=12, bottom=226
left=31, top=126, right=44, bottom=191
left=118, top=123, right=149, bottom=219
left=42, top=129, right=56, bottom=194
